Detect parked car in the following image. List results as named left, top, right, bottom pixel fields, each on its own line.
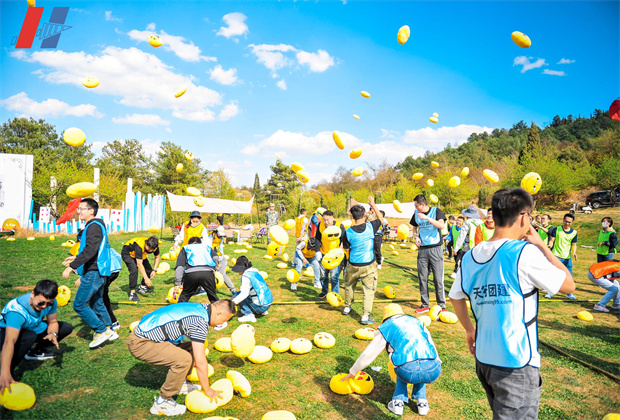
left=586, top=185, right=620, bottom=209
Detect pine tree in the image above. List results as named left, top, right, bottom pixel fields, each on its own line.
left=518, top=122, right=541, bottom=164
left=253, top=173, right=260, bottom=193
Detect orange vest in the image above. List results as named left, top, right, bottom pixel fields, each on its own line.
left=124, top=237, right=148, bottom=259
left=589, top=261, right=620, bottom=279
left=182, top=223, right=205, bottom=246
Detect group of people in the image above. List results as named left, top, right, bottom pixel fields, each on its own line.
left=0, top=189, right=617, bottom=418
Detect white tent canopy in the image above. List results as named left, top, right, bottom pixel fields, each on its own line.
left=166, top=191, right=254, bottom=214
left=352, top=202, right=415, bottom=219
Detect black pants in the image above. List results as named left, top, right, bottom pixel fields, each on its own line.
left=374, top=234, right=383, bottom=263
left=178, top=270, right=218, bottom=303
left=446, top=240, right=453, bottom=259
left=454, top=249, right=466, bottom=273
left=122, top=248, right=153, bottom=290
left=0, top=321, right=73, bottom=375
left=102, top=272, right=118, bottom=323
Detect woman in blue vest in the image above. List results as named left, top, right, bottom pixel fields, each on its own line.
left=231, top=256, right=273, bottom=323
left=342, top=304, right=441, bottom=417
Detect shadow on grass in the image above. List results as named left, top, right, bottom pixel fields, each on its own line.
left=538, top=318, right=619, bottom=347
left=220, top=354, right=246, bottom=368
left=542, top=344, right=620, bottom=376
left=124, top=362, right=168, bottom=390
left=16, top=344, right=75, bottom=381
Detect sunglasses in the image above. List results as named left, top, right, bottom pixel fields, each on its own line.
left=326, top=233, right=340, bottom=238
left=35, top=300, right=54, bottom=308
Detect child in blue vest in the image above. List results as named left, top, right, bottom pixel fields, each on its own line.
left=231, top=256, right=273, bottom=323
left=342, top=304, right=441, bottom=416
left=450, top=188, right=575, bottom=419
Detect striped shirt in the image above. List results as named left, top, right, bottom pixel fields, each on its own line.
left=134, top=311, right=210, bottom=343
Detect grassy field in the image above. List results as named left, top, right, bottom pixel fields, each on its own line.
left=0, top=209, right=619, bottom=419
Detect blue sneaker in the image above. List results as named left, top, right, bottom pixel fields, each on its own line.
left=566, top=293, right=577, bottom=300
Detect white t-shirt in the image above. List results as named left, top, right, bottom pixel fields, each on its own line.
left=449, top=238, right=567, bottom=368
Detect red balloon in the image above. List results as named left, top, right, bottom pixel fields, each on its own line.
left=56, top=198, right=81, bottom=225
left=610, top=98, right=620, bottom=122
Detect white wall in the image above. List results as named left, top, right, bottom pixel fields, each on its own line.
left=0, top=153, right=33, bottom=228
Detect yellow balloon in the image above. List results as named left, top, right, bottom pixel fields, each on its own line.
left=330, top=373, right=354, bottom=395
left=360, top=91, right=370, bottom=98
left=397, top=25, right=410, bottom=45
left=349, top=371, right=374, bottom=395
left=0, top=382, right=36, bottom=410
left=393, top=200, right=403, bottom=213
left=430, top=194, right=439, bottom=203
left=355, top=327, right=375, bottom=340
left=397, top=223, right=409, bottom=240
left=412, top=173, right=424, bottom=181
left=176, top=163, right=183, bottom=173
left=248, top=345, right=273, bottom=364
left=283, top=219, right=295, bottom=230
left=187, top=187, right=201, bottom=196
left=277, top=262, right=288, bottom=269
left=296, top=170, right=310, bottom=183
left=521, top=172, right=542, bottom=195
left=290, top=338, right=312, bottom=354
left=269, top=225, right=289, bottom=245
left=314, top=332, right=336, bottom=349
left=321, top=248, right=344, bottom=269
left=326, top=292, right=343, bottom=307
left=418, top=315, right=432, bottom=327
left=352, top=114, right=360, bottom=119
left=175, top=87, right=187, bottom=98
left=461, top=167, right=470, bottom=177
left=291, top=162, right=304, bottom=173
left=448, top=176, right=461, bottom=188
left=66, top=182, right=96, bottom=198
left=439, top=310, right=458, bottom=324
left=577, top=311, right=593, bottom=321
left=511, top=31, right=531, bottom=48
left=63, top=127, right=86, bottom=147
left=185, top=152, right=194, bottom=161
left=148, top=35, right=162, bottom=47
left=333, top=132, right=345, bottom=150
left=427, top=179, right=434, bottom=187
left=193, top=196, right=205, bottom=207
left=384, top=285, right=395, bottom=299
left=231, top=324, right=256, bottom=358
left=270, top=337, right=292, bottom=353
left=286, top=269, right=300, bottom=283
left=226, top=370, right=251, bottom=397
left=349, top=148, right=362, bottom=159
left=262, top=411, right=297, bottom=420
left=352, top=167, right=364, bottom=177
left=82, top=76, right=99, bottom=88
left=483, top=169, right=499, bottom=183
left=429, top=117, right=438, bottom=123
left=433, top=112, right=439, bottom=118
left=431, top=161, right=439, bottom=168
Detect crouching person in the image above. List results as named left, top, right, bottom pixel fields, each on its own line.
left=342, top=304, right=441, bottom=417
left=230, top=256, right=273, bottom=323
left=128, top=299, right=235, bottom=416
left=0, top=280, right=74, bottom=392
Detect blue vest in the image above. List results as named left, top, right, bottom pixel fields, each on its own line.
left=346, top=223, right=375, bottom=264
left=76, top=219, right=113, bottom=276
left=244, top=268, right=273, bottom=306
left=460, top=240, right=536, bottom=368
left=0, top=293, right=57, bottom=334
left=184, top=243, right=216, bottom=268
left=378, top=315, right=437, bottom=366
left=138, top=302, right=210, bottom=343
left=414, top=207, right=441, bottom=246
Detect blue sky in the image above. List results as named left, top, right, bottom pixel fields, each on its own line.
left=1, top=0, right=618, bottom=188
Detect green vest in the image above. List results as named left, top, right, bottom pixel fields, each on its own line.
left=480, top=223, right=494, bottom=242
left=451, top=224, right=461, bottom=247
left=552, top=228, right=577, bottom=259
left=466, top=220, right=478, bottom=249
left=538, top=224, right=552, bottom=244
left=597, top=228, right=616, bottom=255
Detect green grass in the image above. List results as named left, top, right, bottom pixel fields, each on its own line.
left=1, top=212, right=619, bottom=419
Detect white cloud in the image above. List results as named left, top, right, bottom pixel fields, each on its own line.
left=166, top=127, right=172, bottom=133
left=217, top=12, right=249, bottom=39
left=127, top=24, right=216, bottom=62
left=557, top=58, right=575, bottom=64
left=240, top=145, right=260, bottom=155
left=13, top=47, right=228, bottom=122
left=248, top=44, right=296, bottom=72
left=276, top=80, right=287, bottom=90
left=403, top=124, right=493, bottom=150
left=218, top=101, right=239, bottom=121
left=71, top=8, right=87, bottom=13
left=104, top=11, right=122, bottom=22
left=513, top=56, right=547, bottom=73
left=296, top=49, right=335, bottom=72
left=209, top=65, right=238, bottom=85
left=1, top=92, right=102, bottom=118
left=542, top=69, right=566, bottom=76
left=380, top=128, right=399, bottom=138
left=112, top=113, right=170, bottom=126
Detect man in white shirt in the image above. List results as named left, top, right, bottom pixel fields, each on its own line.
left=449, top=188, right=575, bottom=420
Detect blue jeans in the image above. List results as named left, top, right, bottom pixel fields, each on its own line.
left=588, top=272, right=620, bottom=307
left=558, top=257, right=573, bottom=275
left=73, top=270, right=111, bottom=333
left=393, top=358, right=442, bottom=403
left=597, top=253, right=614, bottom=263
left=320, top=262, right=341, bottom=295
left=232, top=291, right=270, bottom=316
left=295, top=249, right=321, bottom=285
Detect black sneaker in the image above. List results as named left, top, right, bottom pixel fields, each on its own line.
left=24, top=349, right=55, bottom=361
left=129, top=292, right=140, bottom=302
left=318, top=292, right=327, bottom=299
left=137, top=285, right=154, bottom=294
left=111, top=321, right=121, bottom=330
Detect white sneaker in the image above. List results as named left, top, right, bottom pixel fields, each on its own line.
left=342, top=306, right=351, bottom=315
left=214, top=322, right=228, bottom=331
left=291, top=283, right=298, bottom=291
left=387, top=399, right=404, bottom=415
left=417, top=399, right=429, bottom=416
left=238, top=314, right=257, bottom=323
left=450, top=272, right=456, bottom=279
left=108, top=328, right=119, bottom=341
left=89, top=328, right=116, bottom=348
left=178, top=381, right=202, bottom=395
left=377, top=264, right=382, bottom=270
left=150, top=398, right=187, bottom=416
left=261, top=311, right=268, bottom=316
left=313, top=282, right=322, bottom=289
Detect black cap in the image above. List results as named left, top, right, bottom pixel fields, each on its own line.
left=232, top=255, right=252, bottom=273
left=190, top=211, right=202, bottom=219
